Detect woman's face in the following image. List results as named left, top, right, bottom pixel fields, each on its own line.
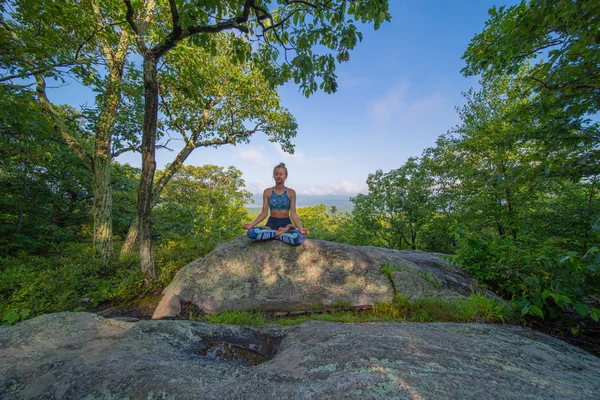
left=273, top=167, right=287, bottom=184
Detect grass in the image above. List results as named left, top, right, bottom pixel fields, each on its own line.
left=380, top=262, right=441, bottom=289
left=192, top=293, right=515, bottom=326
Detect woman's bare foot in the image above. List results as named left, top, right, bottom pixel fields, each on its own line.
left=275, top=224, right=293, bottom=238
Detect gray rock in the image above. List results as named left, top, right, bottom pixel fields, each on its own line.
left=1, top=312, right=599, bottom=399
left=153, top=237, right=500, bottom=319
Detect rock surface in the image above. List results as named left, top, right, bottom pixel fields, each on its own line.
left=153, top=237, right=501, bottom=319
left=1, top=312, right=599, bottom=399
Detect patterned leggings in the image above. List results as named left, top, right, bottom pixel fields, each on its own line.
left=246, top=216, right=306, bottom=246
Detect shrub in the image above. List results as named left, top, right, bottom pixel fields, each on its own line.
left=452, top=232, right=600, bottom=321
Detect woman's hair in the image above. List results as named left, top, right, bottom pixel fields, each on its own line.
left=273, top=162, right=288, bottom=177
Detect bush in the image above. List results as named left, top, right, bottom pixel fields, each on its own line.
left=0, top=234, right=222, bottom=325
left=452, top=232, right=600, bottom=321
left=0, top=243, right=109, bottom=324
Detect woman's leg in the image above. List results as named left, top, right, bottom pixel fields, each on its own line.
left=275, top=224, right=293, bottom=238
left=277, top=228, right=306, bottom=246
left=247, top=226, right=277, bottom=240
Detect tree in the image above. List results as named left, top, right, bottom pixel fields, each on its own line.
left=296, top=204, right=337, bottom=240
left=436, top=77, right=543, bottom=239
left=119, top=35, right=297, bottom=255
left=433, top=70, right=598, bottom=243
left=2, top=0, right=134, bottom=261
left=352, top=158, right=435, bottom=250
left=0, top=85, right=93, bottom=254
left=426, top=71, right=600, bottom=320
left=462, top=0, right=600, bottom=181
left=153, top=164, right=251, bottom=244
left=122, top=0, right=391, bottom=283
left=463, top=0, right=600, bottom=116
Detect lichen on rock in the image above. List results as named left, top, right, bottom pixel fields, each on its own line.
left=153, top=237, right=502, bottom=319
left=1, top=313, right=599, bottom=399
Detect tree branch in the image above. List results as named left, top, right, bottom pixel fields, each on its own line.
left=168, top=0, right=181, bottom=37
left=123, top=0, right=149, bottom=53
left=160, top=95, right=189, bottom=142
left=0, top=62, right=78, bottom=82
left=113, top=145, right=140, bottom=157
left=528, top=75, right=600, bottom=92
left=122, top=0, right=140, bottom=35
left=34, top=74, right=93, bottom=170
left=152, top=0, right=256, bottom=57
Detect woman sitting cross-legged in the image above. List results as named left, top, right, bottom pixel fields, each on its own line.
left=243, top=162, right=309, bottom=246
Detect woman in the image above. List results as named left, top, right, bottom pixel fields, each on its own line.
left=244, top=162, right=309, bottom=245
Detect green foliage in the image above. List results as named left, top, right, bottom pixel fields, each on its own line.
left=153, top=236, right=218, bottom=288
left=153, top=164, right=250, bottom=245
left=451, top=233, right=600, bottom=321
left=199, top=311, right=266, bottom=325
left=0, top=85, right=93, bottom=255
left=296, top=204, right=338, bottom=240
left=111, top=163, right=141, bottom=239
left=344, top=46, right=599, bottom=328
left=160, top=37, right=298, bottom=154
left=0, top=234, right=218, bottom=325
left=0, top=243, right=112, bottom=324
left=351, top=158, right=437, bottom=250
left=463, top=0, right=600, bottom=120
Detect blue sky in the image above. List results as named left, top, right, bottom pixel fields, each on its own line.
left=50, top=1, right=519, bottom=196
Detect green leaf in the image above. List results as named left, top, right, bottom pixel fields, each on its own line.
left=573, top=303, right=589, bottom=318
left=528, top=305, right=544, bottom=318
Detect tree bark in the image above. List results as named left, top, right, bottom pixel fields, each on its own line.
left=89, top=1, right=130, bottom=262
left=120, top=215, right=139, bottom=254
left=138, top=54, right=159, bottom=283
left=92, top=123, right=115, bottom=261
left=92, top=55, right=128, bottom=261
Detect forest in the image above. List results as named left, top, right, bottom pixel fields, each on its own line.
left=1, top=0, right=598, bottom=354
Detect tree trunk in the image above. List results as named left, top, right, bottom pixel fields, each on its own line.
left=92, top=53, right=128, bottom=262
left=138, top=54, right=159, bottom=284
left=92, top=148, right=114, bottom=261
left=120, top=216, right=139, bottom=255
left=120, top=141, right=196, bottom=256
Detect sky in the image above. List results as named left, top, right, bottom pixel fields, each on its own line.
left=49, top=0, right=519, bottom=197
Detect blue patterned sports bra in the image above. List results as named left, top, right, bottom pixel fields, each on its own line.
left=269, top=187, right=290, bottom=211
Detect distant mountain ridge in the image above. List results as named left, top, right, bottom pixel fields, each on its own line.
left=245, top=193, right=355, bottom=212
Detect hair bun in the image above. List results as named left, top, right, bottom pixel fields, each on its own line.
left=278, top=162, right=286, bottom=167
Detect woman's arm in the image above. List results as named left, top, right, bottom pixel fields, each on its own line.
left=289, top=189, right=309, bottom=235
left=244, top=189, right=269, bottom=229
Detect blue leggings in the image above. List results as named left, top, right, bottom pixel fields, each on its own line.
left=247, top=216, right=306, bottom=246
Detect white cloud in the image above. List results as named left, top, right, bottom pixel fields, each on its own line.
left=273, top=143, right=305, bottom=163
left=371, top=83, right=446, bottom=124
left=234, top=148, right=269, bottom=166
left=245, top=180, right=271, bottom=195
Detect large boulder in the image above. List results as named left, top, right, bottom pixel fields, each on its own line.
left=153, top=237, right=501, bottom=319
left=1, top=312, right=599, bottom=399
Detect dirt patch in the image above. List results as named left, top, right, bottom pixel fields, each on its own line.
left=94, top=293, right=163, bottom=320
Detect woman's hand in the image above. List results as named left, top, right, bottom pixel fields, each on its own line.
left=299, top=227, right=309, bottom=235
left=243, top=223, right=253, bottom=230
